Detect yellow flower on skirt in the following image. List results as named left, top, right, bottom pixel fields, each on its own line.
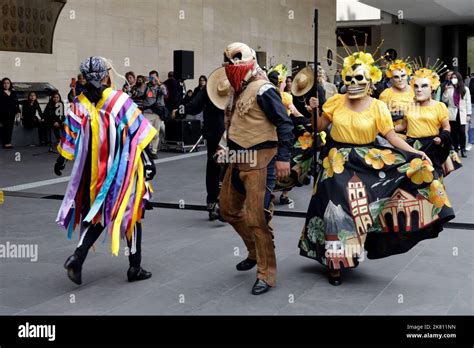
left=406, top=158, right=434, bottom=185
left=429, top=180, right=452, bottom=208
left=323, top=148, right=345, bottom=177
left=298, top=132, right=313, bottom=150
left=364, top=148, right=396, bottom=170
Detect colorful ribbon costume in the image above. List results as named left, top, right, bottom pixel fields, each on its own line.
left=56, top=88, right=157, bottom=256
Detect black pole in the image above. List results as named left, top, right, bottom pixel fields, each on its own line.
left=312, top=8, right=319, bottom=176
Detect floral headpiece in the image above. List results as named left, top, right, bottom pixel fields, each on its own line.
left=409, top=57, right=448, bottom=91
left=268, top=64, right=288, bottom=84
left=386, top=59, right=413, bottom=78
left=330, top=35, right=385, bottom=84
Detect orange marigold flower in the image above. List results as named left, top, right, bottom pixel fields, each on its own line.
left=298, top=132, right=313, bottom=150
left=364, top=148, right=396, bottom=170
left=429, top=180, right=452, bottom=208
left=322, top=148, right=345, bottom=177
left=406, top=158, right=434, bottom=185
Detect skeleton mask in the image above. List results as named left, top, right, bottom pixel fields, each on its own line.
left=391, top=68, right=408, bottom=90
left=223, top=42, right=257, bottom=93
left=344, top=64, right=371, bottom=99
left=413, top=77, right=432, bottom=102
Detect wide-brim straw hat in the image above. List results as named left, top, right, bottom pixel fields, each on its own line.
left=291, top=66, right=314, bottom=97
left=207, top=67, right=232, bottom=110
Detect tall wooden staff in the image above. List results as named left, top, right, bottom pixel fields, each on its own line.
left=312, top=9, right=319, bottom=171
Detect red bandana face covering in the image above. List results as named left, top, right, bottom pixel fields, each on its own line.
left=225, top=61, right=254, bottom=93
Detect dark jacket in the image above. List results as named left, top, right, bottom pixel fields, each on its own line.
left=292, top=84, right=326, bottom=119
left=21, top=100, right=43, bottom=129
left=0, top=90, right=20, bottom=116
left=185, top=88, right=224, bottom=143
left=43, top=102, right=64, bottom=126
left=164, top=78, right=182, bottom=112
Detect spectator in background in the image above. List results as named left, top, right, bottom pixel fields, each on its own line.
left=440, top=71, right=454, bottom=103
left=464, top=74, right=470, bottom=87
left=122, top=71, right=136, bottom=96
left=21, top=91, right=45, bottom=145
left=442, top=71, right=472, bottom=158
left=467, top=72, right=474, bottom=151
left=142, top=70, right=168, bottom=158
left=164, top=71, right=182, bottom=116
left=43, top=92, right=64, bottom=144
left=318, top=67, right=338, bottom=99
left=131, top=74, right=146, bottom=110
left=182, top=89, right=193, bottom=106
left=0, top=77, right=20, bottom=148
left=333, top=69, right=342, bottom=89
left=67, top=73, right=87, bottom=102
left=193, top=75, right=207, bottom=97
left=284, top=76, right=293, bottom=93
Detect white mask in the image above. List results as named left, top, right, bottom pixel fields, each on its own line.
left=451, top=78, right=458, bottom=85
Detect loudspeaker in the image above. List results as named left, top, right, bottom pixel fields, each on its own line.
left=164, top=119, right=201, bottom=145
left=174, top=50, right=194, bottom=80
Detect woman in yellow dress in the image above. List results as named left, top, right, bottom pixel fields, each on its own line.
left=379, top=59, right=414, bottom=138
left=396, top=67, right=461, bottom=176
left=299, top=51, right=455, bottom=286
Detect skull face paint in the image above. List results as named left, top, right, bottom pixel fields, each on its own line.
left=413, top=77, right=432, bottom=102
left=391, top=68, right=408, bottom=90
left=344, top=64, right=371, bottom=99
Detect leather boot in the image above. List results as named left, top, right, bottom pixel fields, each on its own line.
left=64, top=254, right=83, bottom=285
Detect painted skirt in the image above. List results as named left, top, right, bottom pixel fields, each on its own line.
left=407, top=136, right=462, bottom=177
left=298, top=137, right=455, bottom=270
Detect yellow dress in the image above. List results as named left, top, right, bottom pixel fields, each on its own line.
left=379, top=87, right=415, bottom=114
left=322, top=94, right=394, bottom=144
left=404, top=101, right=449, bottom=138
left=280, top=91, right=293, bottom=116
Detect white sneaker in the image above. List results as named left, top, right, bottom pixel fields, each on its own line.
left=466, top=144, right=472, bottom=151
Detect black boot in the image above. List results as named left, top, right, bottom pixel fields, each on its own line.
left=236, top=258, right=257, bottom=271
left=64, top=254, right=83, bottom=285
left=461, top=150, right=467, bottom=158
left=127, top=267, right=152, bottom=282
left=328, top=270, right=342, bottom=286
left=251, top=279, right=271, bottom=295
left=207, top=202, right=219, bottom=221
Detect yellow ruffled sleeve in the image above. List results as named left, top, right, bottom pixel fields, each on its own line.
left=322, top=94, right=344, bottom=121
left=281, top=91, right=293, bottom=109
left=378, top=88, right=391, bottom=104
left=375, top=100, right=394, bottom=136
left=437, top=102, right=449, bottom=123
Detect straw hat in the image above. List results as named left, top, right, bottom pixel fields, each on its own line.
left=291, top=67, right=314, bottom=97
left=207, top=67, right=232, bottom=110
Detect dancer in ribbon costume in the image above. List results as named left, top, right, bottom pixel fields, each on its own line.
left=54, top=57, right=157, bottom=285
left=396, top=63, right=462, bottom=176
left=299, top=41, right=455, bottom=286
left=219, top=43, right=293, bottom=295
left=379, top=59, right=414, bottom=139
left=267, top=64, right=315, bottom=202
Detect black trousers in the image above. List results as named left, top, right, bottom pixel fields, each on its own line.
left=38, top=123, right=48, bottom=144
left=74, top=223, right=142, bottom=268
left=206, top=139, right=222, bottom=204
left=0, top=113, right=15, bottom=145
left=450, top=110, right=466, bottom=151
